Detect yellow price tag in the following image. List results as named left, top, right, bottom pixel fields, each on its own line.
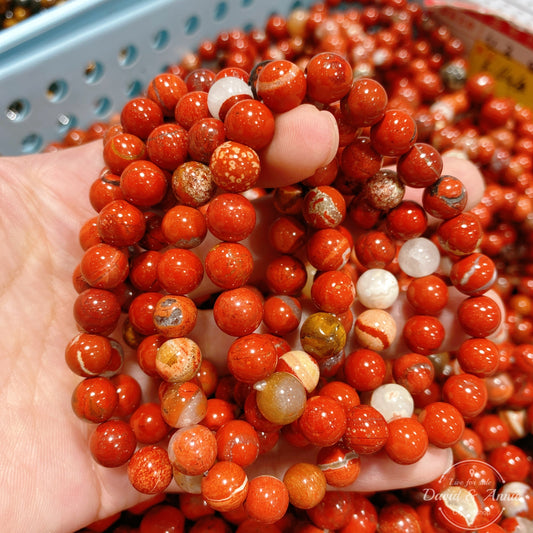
left=469, top=40, right=533, bottom=109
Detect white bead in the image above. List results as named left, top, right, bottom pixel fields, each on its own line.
left=439, top=486, right=480, bottom=528
left=509, top=517, right=533, bottom=533
left=398, top=237, right=440, bottom=277
left=356, top=268, right=399, bottom=309
left=370, top=383, right=413, bottom=422
left=207, top=76, right=253, bottom=120
left=499, top=482, right=532, bottom=518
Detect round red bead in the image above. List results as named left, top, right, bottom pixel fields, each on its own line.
left=370, top=109, right=417, bottom=157
left=457, top=295, right=502, bottom=337
left=128, top=445, right=172, bottom=494
left=385, top=417, right=429, bottom=465
left=306, top=52, right=353, bottom=104
left=89, top=419, right=137, bottom=468
left=213, top=287, right=264, bottom=337
left=299, top=395, right=347, bottom=447
left=344, top=404, right=389, bottom=454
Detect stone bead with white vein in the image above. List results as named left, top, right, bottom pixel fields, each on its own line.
left=398, top=237, right=440, bottom=277
left=356, top=268, right=399, bottom=309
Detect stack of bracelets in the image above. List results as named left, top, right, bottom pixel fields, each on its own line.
left=57, top=1, right=533, bottom=531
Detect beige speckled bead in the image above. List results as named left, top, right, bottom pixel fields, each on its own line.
left=156, top=337, right=202, bottom=383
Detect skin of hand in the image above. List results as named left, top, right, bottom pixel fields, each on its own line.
left=0, top=105, right=491, bottom=533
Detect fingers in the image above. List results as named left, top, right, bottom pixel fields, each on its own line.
left=190, top=309, right=237, bottom=372
left=257, top=104, right=340, bottom=188
left=243, top=440, right=453, bottom=492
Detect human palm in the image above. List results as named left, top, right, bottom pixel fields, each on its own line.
left=0, top=106, right=491, bottom=532
left=0, top=145, right=150, bottom=532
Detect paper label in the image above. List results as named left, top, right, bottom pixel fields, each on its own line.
left=427, top=4, right=533, bottom=108
left=468, top=40, right=533, bottom=108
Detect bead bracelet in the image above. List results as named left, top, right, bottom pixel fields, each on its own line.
left=63, top=1, right=533, bottom=531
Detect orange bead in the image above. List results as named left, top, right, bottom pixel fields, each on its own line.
left=227, top=333, right=278, bottom=384
left=202, top=461, right=249, bottom=512
left=244, top=475, right=289, bottom=524
left=168, top=424, right=217, bottom=476
left=283, top=463, right=327, bottom=509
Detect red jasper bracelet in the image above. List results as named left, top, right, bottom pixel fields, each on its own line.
left=61, top=1, right=533, bottom=532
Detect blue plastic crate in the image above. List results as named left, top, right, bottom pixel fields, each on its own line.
left=0, top=0, right=316, bottom=155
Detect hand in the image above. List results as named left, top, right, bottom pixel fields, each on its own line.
left=0, top=105, right=494, bottom=533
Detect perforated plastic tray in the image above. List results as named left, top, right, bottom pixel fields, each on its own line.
left=0, top=0, right=315, bottom=156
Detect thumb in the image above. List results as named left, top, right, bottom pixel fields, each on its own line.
left=258, top=104, right=339, bottom=188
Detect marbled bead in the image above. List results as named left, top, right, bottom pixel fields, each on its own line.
left=302, top=185, right=346, bottom=229
left=450, top=253, right=497, bottom=296
left=356, top=268, right=399, bottom=309
left=254, top=371, right=307, bottom=425
left=160, top=381, right=207, bottom=428
left=80, top=243, right=129, bottom=290
left=370, top=383, right=414, bottom=422
left=423, top=174, right=468, bottom=219
left=397, top=142, right=443, bottom=188
left=362, top=169, right=405, bottom=211
left=172, top=161, right=216, bottom=207
left=398, top=237, right=441, bottom=277
left=276, top=349, right=320, bottom=394
left=353, top=309, right=396, bottom=352
left=152, top=295, right=198, bottom=338
left=499, top=482, right=533, bottom=518
left=71, top=376, right=118, bottom=423
left=306, top=228, right=352, bottom=271
left=65, top=332, right=112, bottom=377
left=156, top=337, right=202, bottom=383
left=256, top=59, right=307, bottom=112
left=262, top=295, right=302, bottom=336
left=300, top=312, right=346, bottom=360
